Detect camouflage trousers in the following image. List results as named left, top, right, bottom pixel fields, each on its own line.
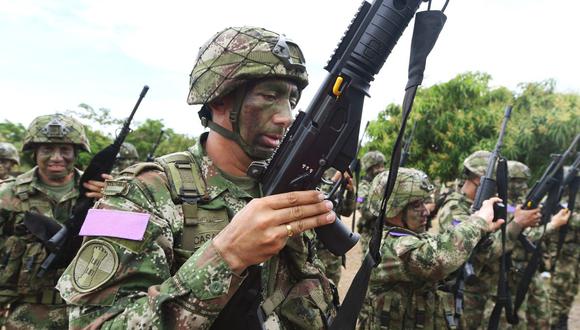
left=317, top=248, right=343, bottom=286
left=483, top=272, right=550, bottom=330
left=549, top=247, right=579, bottom=327
left=460, top=290, right=489, bottom=330
left=0, top=303, right=67, bottom=330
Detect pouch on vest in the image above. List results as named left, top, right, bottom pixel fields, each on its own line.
left=181, top=205, right=228, bottom=251
left=0, top=236, right=26, bottom=289
left=17, top=241, right=50, bottom=295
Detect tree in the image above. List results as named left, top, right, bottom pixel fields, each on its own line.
left=363, top=72, right=579, bottom=183
left=125, top=119, right=196, bottom=161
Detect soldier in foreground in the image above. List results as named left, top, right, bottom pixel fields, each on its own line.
left=57, top=27, right=338, bottom=329
left=358, top=168, right=504, bottom=329
left=357, top=150, right=386, bottom=252
left=111, top=142, right=140, bottom=176
left=0, top=142, right=19, bottom=182
left=0, top=114, right=106, bottom=329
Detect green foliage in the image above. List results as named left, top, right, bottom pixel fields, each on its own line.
left=125, top=119, right=196, bottom=161
left=0, top=120, right=34, bottom=171
left=76, top=127, right=112, bottom=170
left=363, top=72, right=579, bottom=183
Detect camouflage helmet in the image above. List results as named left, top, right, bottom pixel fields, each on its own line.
left=463, top=150, right=491, bottom=177
left=361, top=151, right=386, bottom=172
left=0, top=142, right=20, bottom=165
left=368, top=168, right=434, bottom=218
left=22, top=114, right=91, bottom=152
left=563, top=165, right=579, bottom=179
left=508, top=160, right=531, bottom=180
left=188, top=26, right=308, bottom=106
left=117, top=142, right=139, bottom=160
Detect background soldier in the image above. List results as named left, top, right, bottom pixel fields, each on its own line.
left=111, top=142, right=140, bottom=176
left=357, top=150, right=386, bottom=252
left=548, top=166, right=579, bottom=330
left=57, top=26, right=338, bottom=329
left=358, top=168, right=504, bottom=329
left=0, top=143, right=19, bottom=182
left=0, top=114, right=105, bottom=329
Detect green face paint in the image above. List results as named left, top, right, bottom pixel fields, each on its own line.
left=238, top=79, right=299, bottom=159
left=403, top=199, right=430, bottom=233
left=0, top=159, right=15, bottom=179
left=36, top=143, right=76, bottom=183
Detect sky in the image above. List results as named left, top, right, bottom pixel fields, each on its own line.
left=1, top=0, right=579, bottom=138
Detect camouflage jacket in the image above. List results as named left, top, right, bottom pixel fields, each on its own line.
left=357, top=177, right=374, bottom=234
left=0, top=167, right=81, bottom=305
left=57, top=135, right=336, bottom=329
left=359, top=217, right=488, bottom=329
left=434, top=192, right=524, bottom=294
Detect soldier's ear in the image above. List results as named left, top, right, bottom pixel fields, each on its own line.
left=208, top=95, right=234, bottom=126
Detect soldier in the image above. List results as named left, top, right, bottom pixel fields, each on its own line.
left=357, top=150, right=386, bottom=252
left=56, top=26, right=338, bottom=329
left=0, top=114, right=106, bottom=329
left=0, top=142, right=19, bottom=182
left=111, top=142, right=140, bottom=176
left=357, top=168, right=504, bottom=329
left=434, top=152, right=544, bottom=330
left=548, top=166, right=579, bottom=330
left=317, top=168, right=355, bottom=285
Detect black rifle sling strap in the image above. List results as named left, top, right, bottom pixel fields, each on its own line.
left=488, top=158, right=516, bottom=329
left=330, top=10, right=446, bottom=330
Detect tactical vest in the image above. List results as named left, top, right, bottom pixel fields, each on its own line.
left=153, top=150, right=335, bottom=329
left=0, top=169, right=74, bottom=305
left=153, top=151, right=265, bottom=329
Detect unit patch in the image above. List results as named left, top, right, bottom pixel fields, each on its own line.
left=72, top=239, right=119, bottom=293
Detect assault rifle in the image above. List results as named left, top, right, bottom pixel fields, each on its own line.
left=146, top=129, right=164, bottom=162
left=510, top=134, right=579, bottom=323
left=248, top=0, right=426, bottom=256
left=552, top=153, right=580, bottom=272
left=455, top=105, right=511, bottom=323
left=399, top=120, right=417, bottom=166
left=24, top=86, right=149, bottom=276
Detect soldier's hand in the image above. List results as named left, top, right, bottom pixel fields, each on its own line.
left=331, top=171, right=354, bottom=192
left=213, top=190, right=336, bottom=274
left=513, top=206, right=541, bottom=229
left=473, top=197, right=505, bottom=233
left=550, top=208, right=571, bottom=229
left=83, top=173, right=114, bottom=199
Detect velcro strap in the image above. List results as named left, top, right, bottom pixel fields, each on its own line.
left=260, top=289, right=285, bottom=317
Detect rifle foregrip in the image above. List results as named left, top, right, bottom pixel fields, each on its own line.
left=315, top=217, right=360, bottom=256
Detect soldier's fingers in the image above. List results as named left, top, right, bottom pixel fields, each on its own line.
left=491, top=219, right=505, bottom=231
left=331, top=171, right=342, bottom=182
left=265, top=191, right=325, bottom=210
left=273, top=200, right=334, bottom=225
left=101, top=173, right=114, bottom=180
left=83, top=181, right=101, bottom=193
left=280, top=211, right=336, bottom=237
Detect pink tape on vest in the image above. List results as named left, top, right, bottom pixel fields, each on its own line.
left=79, top=208, right=150, bottom=240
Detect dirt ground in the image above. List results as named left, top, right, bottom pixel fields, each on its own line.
left=337, top=212, right=580, bottom=328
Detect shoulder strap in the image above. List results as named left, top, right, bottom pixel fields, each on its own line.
left=14, top=169, right=36, bottom=202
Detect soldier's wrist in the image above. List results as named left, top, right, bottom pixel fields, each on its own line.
left=212, top=237, right=247, bottom=276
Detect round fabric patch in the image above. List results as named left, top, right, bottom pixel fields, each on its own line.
left=72, top=239, right=119, bottom=293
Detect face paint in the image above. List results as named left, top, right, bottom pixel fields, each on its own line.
left=403, top=199, right=430, bottom=233
left=509, top=179, right=529, bottom=204
left=0, top=159, right=15, bottom=179
left=238, top=79, right=299, bottom=159
left=36, top=144, right=76, bottom=183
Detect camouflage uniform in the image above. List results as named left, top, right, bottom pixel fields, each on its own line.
left=0, top=114, right=90, bottom=329
left=434, top=152, right=525, bottom=330
left=0, top=142, right=20, bottom=182
left=358, top=168, right=490, bottom=329
left=111, top=142, right=140, bottom=176
left=548, top=168, right=579, bottom=329
left=316, top=168, right=355, bottom=285
left=357, top=151, right=386, bottom=254
left=57, top=27, right=337, bottom=329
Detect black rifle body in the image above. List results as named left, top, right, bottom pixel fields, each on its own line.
left=250, top=0, right=422, bottom=256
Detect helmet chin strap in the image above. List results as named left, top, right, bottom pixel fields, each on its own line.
left=202, top=85, right=272, bottom=161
